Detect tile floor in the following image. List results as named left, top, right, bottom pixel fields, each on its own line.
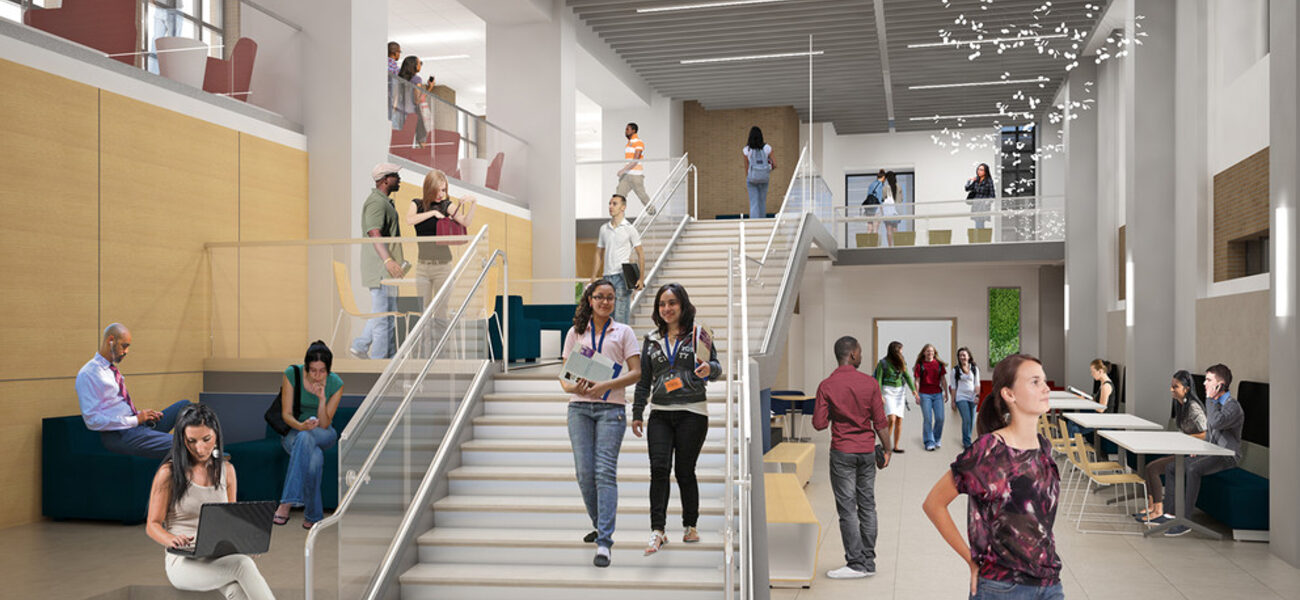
left=6, top=404, right=1299, bottom=599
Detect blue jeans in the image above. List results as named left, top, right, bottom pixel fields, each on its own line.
left=567, top=402, right=626, bottom=549
left=352, top=285, right=397, bottom=359
left=971, top=578, right=1064, bottom=600
left=99, top=400, right=192, bottom=460
left=1065, top=420, right=1094, bottom=441
left=920, top=393, right=945, bottom=448
left=956, top=400, right=976, bottom=448
left=280, top=427, right=338, bottom=523
left=747, top=182, right=769, bottom=219
left=605, top=272, right=631, bottom=325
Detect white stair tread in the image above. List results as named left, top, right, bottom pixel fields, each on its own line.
left=399, top=563, right=724, bottom=590
left=474, top=415, right=728, bottom=426
left=418, top=527, right=727, bottom=550
left=460, top=438, right=728, bottom=453
left=483, top=393, right=728, bottom=403
left=447, top=465, right=725, bottom=482
left=432, top=495, right=726, bottom=514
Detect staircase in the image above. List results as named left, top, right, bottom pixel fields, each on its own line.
left=393, top=219, right=785, bottom=599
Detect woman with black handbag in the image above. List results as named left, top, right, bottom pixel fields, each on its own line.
left=271, top=341, right=344, bottom=529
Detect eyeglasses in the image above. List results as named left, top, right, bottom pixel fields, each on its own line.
left=591, top=295, right=617, bottom=302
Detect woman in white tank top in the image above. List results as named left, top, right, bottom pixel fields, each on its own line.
left=146, top=404, right=275, bottom=600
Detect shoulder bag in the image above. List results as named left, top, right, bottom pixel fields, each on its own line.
left=264, top=365, right=302, bottom=436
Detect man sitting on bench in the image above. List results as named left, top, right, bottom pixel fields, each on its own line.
left=1153, top=363, right=1244, bottom=536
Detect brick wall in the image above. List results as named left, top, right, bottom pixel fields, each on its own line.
left=1213, top=148, right=1270, bottom=282
left=682, top=100, right=800, bottom=219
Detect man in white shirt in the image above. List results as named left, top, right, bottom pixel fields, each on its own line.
left=591, top=194, right=645, bottom=324
left=76, top=323, right=191, bottom=459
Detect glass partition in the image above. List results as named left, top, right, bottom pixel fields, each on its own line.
left=627, top=157, right=693, bottom=314
left=833, top=195, right=1066, bottom=248
left=574, top=156, right=686, bottom=220
left=389, top=76, right=530, bottom=201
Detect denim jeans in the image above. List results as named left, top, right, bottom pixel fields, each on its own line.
left=747, top=182, right=769, bottom=219
left=956, top=400, right=977, bottom=448
left=920, top=392, right=945, bottom=448
left=605, top=272, right=631, bottom=325
left=970, top=578, right=1064, bottom=600
left=567, top=402, right=627, bottom=548
left=100, top=400, right=192, bottom=460
left=647, top=410, right=710, bottom=532
left=280, top=427, right=338, bottom=523
left=1162, top=454, right=1236, bottom=516
left=829, top=449, right=878, bottom=572
left=351, top=285, right=396, bottom=359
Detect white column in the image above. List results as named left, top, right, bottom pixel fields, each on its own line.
left=1269, top=0, right=1300, bottom=568
left=1063, top=65, right=1101, bottom=389
left=484, top=3, right=577, bottom=302
left=1174, top=0, right=1209, bottom=372
left=1123, top=0, right=1178, bottom=423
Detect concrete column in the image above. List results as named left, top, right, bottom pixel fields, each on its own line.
left=1063, top=64, right=1101, bottom=390
left=1174, top=0, right=1209, bottom=372
left=1038, top=265, right=1065, bottom=384
left=1123, top=0, right=1178, bottom=423
left=483, top=1, right=577, bottom=302
left=1269, top=0, right=1300, bottom=568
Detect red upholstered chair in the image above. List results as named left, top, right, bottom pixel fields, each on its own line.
left=390, top=117, right=431, bottom=167
left=432, top=130, right=462, bottom=180
left=485, top=152, right=505, bottom=191
left=203, top=37, right=257, bottom=101
left=23, top=0, right=138, bottom=65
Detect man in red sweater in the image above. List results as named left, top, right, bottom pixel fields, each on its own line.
left=813, top=336, right=892, bottom=579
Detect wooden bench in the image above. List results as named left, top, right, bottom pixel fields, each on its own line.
left=765, top=472, right=821, bottom=588
left=764, top=442, right=815, bottom=487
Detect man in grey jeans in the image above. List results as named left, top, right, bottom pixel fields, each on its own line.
left=1158, top=363, right=1245, bottom=536
left=812, top=336, right=892, bottom=578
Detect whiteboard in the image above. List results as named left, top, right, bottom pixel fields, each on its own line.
left=874, top=319, right=955, bottom=370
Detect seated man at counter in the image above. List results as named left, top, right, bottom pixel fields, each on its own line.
left=1152, top=364, right=1244, bottom=536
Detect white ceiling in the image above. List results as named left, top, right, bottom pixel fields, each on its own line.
left=388, top=0, right=488, bottom=113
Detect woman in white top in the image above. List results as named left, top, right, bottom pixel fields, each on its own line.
left=742, top=127, right=777, bottom=219
left=949, top=347, right=981, bottom=450
left=879, top=171, right=902, bottom=246
left=146, top=404, right=274, bottom=600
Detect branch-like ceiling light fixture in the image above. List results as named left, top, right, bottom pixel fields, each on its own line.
left=907, top=33, right=1067, bottom=49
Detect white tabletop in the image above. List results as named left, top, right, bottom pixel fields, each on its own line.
left=1099, top=430, right=1236, bottom=456
left=1048, top=398, right=1105, bottom=411
left=1049, top=390, right=1088, bottom=400
left=1061, top=413, right=1163, bottom=430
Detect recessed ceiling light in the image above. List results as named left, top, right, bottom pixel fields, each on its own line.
left=907, top=33, right=1067, bottom=49
left=422, top=54, right=471, bottom=61
left=909, top=77, right=1050, bottom=90
left=908, top=112, right=1033, bottom=121
left=680, top=50, right=823, bottom=65
left=637, top=0, right=785, bottom=14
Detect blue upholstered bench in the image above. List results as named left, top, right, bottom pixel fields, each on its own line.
left=42, top=415, right=160, bottom=523
left=1196, top=467, right=1269, bottom=533
left=224, top=405, right=357, bottom=510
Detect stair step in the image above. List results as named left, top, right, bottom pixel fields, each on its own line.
left=419, top=527, right=727, bottom=551
left=432, top=494, right=727, bottom=515
left=399, top=563, right=726, bottom=599
left=415, top=527, right=729, bottom=569
left=447, top=465, right=725, bottom=483
left=459, top=438, right=728, bottom=454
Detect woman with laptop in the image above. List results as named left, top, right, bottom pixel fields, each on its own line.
left=146, top=403, right=275, bottom=600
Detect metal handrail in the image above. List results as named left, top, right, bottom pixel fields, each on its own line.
left=304, top=245, right=508, bottom=600
left=749, top=145, right=810, bottom=280
left=628, top=214, right=690, bottom=312
left=340, top=228, right=492, bottom=452
left=723, top=247, right=735, bottom=597
left=632, top=155, right=691, bottom=239
left=737, top=222, right=754, bottom=599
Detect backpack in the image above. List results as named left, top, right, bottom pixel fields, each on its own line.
left=746, top=146, right=771, bottom=184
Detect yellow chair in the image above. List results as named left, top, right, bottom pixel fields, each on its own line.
left=330, top=260, right=409, bottom=352
left=1068, top=434, right=1146, bottom=534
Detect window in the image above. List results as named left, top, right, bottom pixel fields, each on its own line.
left=142, top=0, right=225, bottom=73
left=1000, top=125, right=1036, bottom=198
left=1239, top=234, right=1270, bottom=276
left=844, top=171, right=914, bottom=246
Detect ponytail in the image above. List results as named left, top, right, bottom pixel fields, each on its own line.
left=976, top=353, right=1042, bottom=435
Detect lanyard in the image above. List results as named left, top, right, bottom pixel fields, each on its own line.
left=590, top=319, right=610, bottom=353
left=666, top=329, right=688, bottom=369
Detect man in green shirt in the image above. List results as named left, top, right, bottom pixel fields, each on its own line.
left=350, top=163, right=407, bottom=359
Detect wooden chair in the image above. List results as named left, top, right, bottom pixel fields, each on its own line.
left=330, top=261, right=408, bottom=351
left=1068, top=434, right=1146, bottom=534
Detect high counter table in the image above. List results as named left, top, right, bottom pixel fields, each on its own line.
left=1099, top=430, right=1236, bottom=539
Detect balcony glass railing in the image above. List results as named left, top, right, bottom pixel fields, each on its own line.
left=833, top=195, right=1066, bottom=248
left=574, top=156, right=687, bottom=220
left=389, top=76, right=529, bottom=201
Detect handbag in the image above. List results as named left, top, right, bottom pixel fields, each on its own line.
left=263, top=365, right=302, bottom=436
left=435, top=201, right=468, bottom=244
left=862, top=193, right=880, bottom=206
left=871, top=422, right=889, bottom=469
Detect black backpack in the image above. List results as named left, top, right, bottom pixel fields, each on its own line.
left=263, top=366, right=302, bottom=436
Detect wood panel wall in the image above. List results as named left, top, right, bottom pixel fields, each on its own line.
left=0, top=59, right=307, bottom=528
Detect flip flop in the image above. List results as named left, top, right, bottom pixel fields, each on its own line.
left=302, top=520, right=316, bottom=530
left=273, top=513, right=290, bottom=526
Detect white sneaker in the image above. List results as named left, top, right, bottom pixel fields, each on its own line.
left=826, top=565, right=872, bottom=579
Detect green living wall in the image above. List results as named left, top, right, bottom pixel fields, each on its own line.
left=988, top=287, right=1021, bottom=367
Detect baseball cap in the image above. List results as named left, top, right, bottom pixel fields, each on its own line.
left=371, top=162, right=402, bottom=182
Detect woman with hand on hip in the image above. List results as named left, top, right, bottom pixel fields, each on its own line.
left=147, top=404, right=275, bottom=600
left=922, top=354, right=1063, bottom=600
left=873, top=341, right=917, bottom=453
left=560, top=279, right=642, bottom=568
left=632, top=283, right=721, bottom=556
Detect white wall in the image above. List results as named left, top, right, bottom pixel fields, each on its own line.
left=819, top=128, right=999, bottom=207
left=241, top=6, right=302, bottom=124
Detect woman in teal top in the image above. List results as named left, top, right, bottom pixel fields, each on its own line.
left=273, top=341, right=345, bottom=528
left=873, top=341, right=918, bottom=453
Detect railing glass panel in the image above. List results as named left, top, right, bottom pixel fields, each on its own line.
left=833, top=195, right=1066, bottom=248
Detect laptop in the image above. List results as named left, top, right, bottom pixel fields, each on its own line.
left=167, top=501, right=277, bottom=558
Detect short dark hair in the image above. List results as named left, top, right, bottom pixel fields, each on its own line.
left=626, top=122, right=638, bottom=133
left=304, top=340, right=333, bottom=373
left=610, top=194, right=627, bottom=205
left=387, top=41, right=400, bottom=55
left=1206, top=363, right=1233, bottom=387
left=833, top=336, right=859, bottom=362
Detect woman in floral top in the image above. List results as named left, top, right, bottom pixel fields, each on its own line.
left=921, top=353, right=1063, bottom=599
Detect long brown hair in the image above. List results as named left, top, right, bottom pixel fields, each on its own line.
left=913, top=343, right=947, bottom=372
left=885, top=341, right=905, bottom=371
left=976, top=353, right=1042, bottom=435
left=573, top=279, right=616, bottom=335
left=652, top=283, right=696, bottom=338
left=420, top=169, right=449, bottom=211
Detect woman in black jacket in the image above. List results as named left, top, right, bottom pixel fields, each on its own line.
left=965, top=163, right=996, bottom=230
left=633, top=283, right=722, bottom=556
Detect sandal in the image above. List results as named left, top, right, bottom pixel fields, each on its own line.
left=273, top=514, right=290, bottom=526
left=302, top=520, right=316, bottom=530
left=644, top=530, right=667, bottom=556
left=683, top=527, right=700, bottom=543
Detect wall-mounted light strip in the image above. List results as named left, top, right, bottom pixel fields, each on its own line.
left=907, top=33, right=1067, bottom=49
left=680, top=50, right=822, bottom=65
left=909, top=76, right=1050, bottom=90
left=422, top=54, right=471, bottom=61
left=1278, top=205, right=1293, bottom=318
left=637, top=0, right=785, bottom=13
left=908, top=112, right=1032, bottom=121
